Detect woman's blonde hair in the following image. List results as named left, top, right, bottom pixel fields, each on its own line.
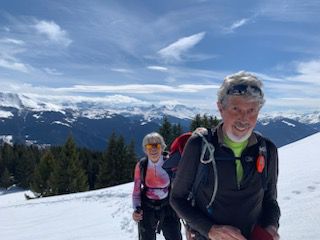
left=142, top=132, right=166, bottom=151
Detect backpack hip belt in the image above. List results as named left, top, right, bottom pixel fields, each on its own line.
left=142, top=196, right=169, bottom=210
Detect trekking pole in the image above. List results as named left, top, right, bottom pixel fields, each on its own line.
left=138, top=222, right=142, bottom=240
left=135, top=207, right=142, bottom=240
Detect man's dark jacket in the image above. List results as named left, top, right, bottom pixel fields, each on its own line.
left=170, top=124, right=280, bottom=239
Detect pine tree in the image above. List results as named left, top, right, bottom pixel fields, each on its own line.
left=105, top=134, right=128, bottom=186
left=30, top=150, right=55, bottom=197
left=0, top=168, right=11, bottom=189
left=64, top=136, right=88, bottom=193
left=210, top=116, right=220, bottom=127
left=50, top=136, right=88, bottom=195
left=123, top=139, right=137, bottom=182
left=190, top=114, right=221, bottom=130
left=79, top=148, right=100, bottom=190
left=1, top=143, right=15, bottom=177
left=159, top=115, right=173, bottom=145
left=96, top=132, right=117, bottom=188
left=114, top=135, right=127, bottom=184
left=190, top=114, right=202, bottom=131
left=202, top=114, right=209, bottom=128
left=172, top=123, right=183, bottom=139
left=49, top=147, right=70, bottom=195
left=68, top=156, right=88, bottom=193
left=96, top=133, right=135, bottom=188
left=0, top=154, right=4, bottom=177
left=15, top=145, right=36, bottom=188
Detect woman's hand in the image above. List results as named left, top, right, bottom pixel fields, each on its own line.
left=132, top=209, right=143, bottom=222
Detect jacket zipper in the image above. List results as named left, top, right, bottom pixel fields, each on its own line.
left=222, top=145, right=241, bottom=190
left=236, top=161, right=241, bottom=190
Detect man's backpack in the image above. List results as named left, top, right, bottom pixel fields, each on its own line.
left=162, top=132, right=193, bottom=178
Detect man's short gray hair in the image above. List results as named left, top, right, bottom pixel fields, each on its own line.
left=217, top=71, right=265, bottom=108
left=142, top=132, right=166, bottom=151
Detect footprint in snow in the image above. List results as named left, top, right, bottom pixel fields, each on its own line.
left=307, top=185, right=316, bottom=191
left=292, top=190, right=301, bottom=195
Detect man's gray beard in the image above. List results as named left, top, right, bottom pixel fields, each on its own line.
left=226, top=130, right=252, bottom=143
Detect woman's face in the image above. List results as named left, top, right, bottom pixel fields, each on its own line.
left=144, top=141, right=162, bottom=163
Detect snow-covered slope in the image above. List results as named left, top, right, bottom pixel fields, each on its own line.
left=277, top=132, right=320, bottom=239
left=1, top=132, right=320, bottom=240
left=0, top=184, right=143, bottom=240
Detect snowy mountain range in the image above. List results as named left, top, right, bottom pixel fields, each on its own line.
left=0, top=92, right=319, bottom=153
left=1, top=132, right=320, bottom=240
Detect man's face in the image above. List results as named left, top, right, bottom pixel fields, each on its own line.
left=218, top=96, right=260, bottom=142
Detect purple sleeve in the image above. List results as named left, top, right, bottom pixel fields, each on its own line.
left=132, top=162, right=141, bottom=209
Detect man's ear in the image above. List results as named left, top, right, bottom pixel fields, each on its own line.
left=217, top=102, right=223, bottom=113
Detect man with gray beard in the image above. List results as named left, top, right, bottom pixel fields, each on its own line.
left=170, top=71, right=280, bottom=240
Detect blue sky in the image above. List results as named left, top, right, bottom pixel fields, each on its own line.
left=0, top=0, right=319, bottom=113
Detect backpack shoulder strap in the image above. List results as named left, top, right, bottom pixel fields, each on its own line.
left=188, top=127, right=218, bottom=209
left=139, top=157, right=148, bottom=194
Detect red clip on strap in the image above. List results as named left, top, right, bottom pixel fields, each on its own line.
left=256, top=154, right=265, bottom=173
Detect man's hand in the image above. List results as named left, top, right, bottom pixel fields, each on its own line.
left=132, top=208, right=143, bottom=222
left=208, top=225, right=247, bottom=240
left=265, top=225, right=280, bottom=240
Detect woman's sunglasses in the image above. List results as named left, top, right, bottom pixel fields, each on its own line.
left=145, top=143, right=161, bottom=150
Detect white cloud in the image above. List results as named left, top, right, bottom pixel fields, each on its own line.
left=179, top=84, right=220, bottom=91
left=49, top=94, right=147, bottom=106
left=0, top=58, right=29, bottom=73
left=34, top=20, right=72, bottom=46
left=291, top=60, right=320, bottom=84
left=43, top=67, right=63, bottom=76
left=0, top=37, right=29, bottom=73
left=298, top=60, right=320, bottom=73
left=164, top=76, right=177, bottom=83
left=251, top=64, right=320, bottom=112
left=224, top=18, right=249, bottom=33
left=230, top=18, right=249, bottom=30
left=97, top=94, right=146, bottom=104
left=110, top=68, right=133, bottom=73
left=1, top=82, right=217, bottom=96
left=3, top=26, right=10, bottom=32
left=267, top=97, right=320, bottom=111
left=25, top=93, right=148, bottom=107
left=147, top=66, right=168, bottom=72
left=63, top=83, right=218, bottom=94
left=159, top=99, right=182, bottom=106
left=259, top=0, right=320, bottom=23
left=6, top=83, right=218, bottom=95
left=158, top=32, right=206, bottom=62
left=0, top=38, right=25, bottom=45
